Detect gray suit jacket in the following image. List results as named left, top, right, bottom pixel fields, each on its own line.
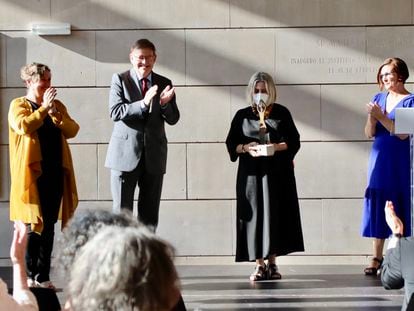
left=105, top=69, right=179, bottom=174
left=382, top=237, right=414, bottom=311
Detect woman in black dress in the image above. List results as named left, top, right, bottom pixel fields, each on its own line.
left=226, top=72, right=304, bottom=281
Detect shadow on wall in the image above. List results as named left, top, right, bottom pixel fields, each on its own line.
left=2, top=0, right=406, bottom=144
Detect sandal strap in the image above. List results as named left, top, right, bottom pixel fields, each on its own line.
left=268, top=263, right=278, bottom=271
left=250, top=265, right=266, bottom=280
left=267, top=263, right=282, bottom=279
left=364, top=257, right=383, bottom=275
left=255, top=265, right=266, bottom=274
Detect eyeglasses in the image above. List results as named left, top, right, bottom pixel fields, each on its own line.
left=379, top=72, right=395, bottom=79
left=131, top=54, right=155, bottom=61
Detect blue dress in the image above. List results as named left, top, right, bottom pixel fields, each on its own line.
left=362, top=92, right=414, bottom=238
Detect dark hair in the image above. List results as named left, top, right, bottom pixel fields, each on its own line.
left=56, top=209, right=140, bottom=274
left=130, top=38, right=156, bottom=54
left=377, top=57, right=409, bottom=90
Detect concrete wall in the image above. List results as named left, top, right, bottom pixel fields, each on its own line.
left=1, top=0, right=414, bottom=261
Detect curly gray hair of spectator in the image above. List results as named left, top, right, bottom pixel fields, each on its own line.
left=68, top=226, right=180, bottom=311
left=20, top=62, right=50, bottom=83
left=55, top=209, right=140, bottom=276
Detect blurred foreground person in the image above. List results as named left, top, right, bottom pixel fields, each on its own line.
left=67, top=226, right=180, bottom=310
left=56, top=209, right=186, bottom=311
left=0, top=221, right=38, bottom=310
left=382, top=201, right=414, bottom=311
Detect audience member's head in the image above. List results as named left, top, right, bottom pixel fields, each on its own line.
left=68, top=226, right=180, bottom=311
left=56, top=209, right=140, bottom=275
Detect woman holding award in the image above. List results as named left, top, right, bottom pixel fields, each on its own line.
left=226, top=72, right=304, bottom=281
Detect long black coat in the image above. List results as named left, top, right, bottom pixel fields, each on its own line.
left=226, top=103, right=304, bottom=261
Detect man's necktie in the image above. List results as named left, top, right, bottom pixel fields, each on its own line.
left=141, top=78, right=148, bottom=96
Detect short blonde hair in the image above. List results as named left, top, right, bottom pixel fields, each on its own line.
left=20, top=62, right=50, bottom=83
left=246, top=72, right=277, bottom=106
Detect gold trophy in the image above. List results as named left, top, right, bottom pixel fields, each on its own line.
left=256, top=101, right=274, bottom=156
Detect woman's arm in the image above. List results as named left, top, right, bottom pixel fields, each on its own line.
left=51, top=100, right=80, bottom=139
left=367, top=101, right=408, bottom=140
left=8, top=98, right=48, bottom=136
left=364, top=113, right=377, bottom=139
left=275, top=106, right=300, bottom=158
left=226, top=110, right=247, bottom=161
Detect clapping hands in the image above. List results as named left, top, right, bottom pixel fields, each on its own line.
left=160, top=85, right=175, bottom=106
left=366, top=101, right=383, bottom=120
left=143, top=85, right=175, bottom=107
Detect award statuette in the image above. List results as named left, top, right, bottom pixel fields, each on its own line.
left=256, top=100, right=274, bottom=156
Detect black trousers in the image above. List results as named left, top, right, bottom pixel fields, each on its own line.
left=26, top=169, right=63, bottom=282
left=111, top=159, right=164, bottom=231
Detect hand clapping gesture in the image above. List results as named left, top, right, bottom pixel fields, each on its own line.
left=144, top=85, right=158, bottom=107
left=42, top=87, right=57, bottom=111
left=160, top=85, right=175, bottom=106
left=366, top=101, right=383, bottom=121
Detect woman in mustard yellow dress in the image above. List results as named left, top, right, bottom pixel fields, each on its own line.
left=8, top=63, right=79, bottom=289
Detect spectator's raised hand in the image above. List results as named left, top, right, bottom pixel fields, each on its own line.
left=10, top=221, right=28, bottom=265
left=384, top=201, right=404, bottom=235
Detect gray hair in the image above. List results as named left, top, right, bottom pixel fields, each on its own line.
left=246, top=72, right=277, bottom=106
left=56, top=209, right=141, bottom=276
left=68, top=226, right=178, bottom=311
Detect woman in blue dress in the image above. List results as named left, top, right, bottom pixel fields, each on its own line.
left=362, top=57, right=414, bottom=275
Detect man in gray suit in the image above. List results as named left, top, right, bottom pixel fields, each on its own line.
left=105, top=38, right=179, bottom=231
left=381, top=201, right=414, bottom=311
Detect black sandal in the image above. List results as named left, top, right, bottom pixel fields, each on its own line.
left=364, top=257, right=383, bottom=276
left=267, top=263, right=282, bottom=280
left=250, top=265, right=267, bottom=281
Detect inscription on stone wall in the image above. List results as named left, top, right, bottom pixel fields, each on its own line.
left=289, top=56, right=376, bottom=76
left=277, top=30, right=377, bottom=83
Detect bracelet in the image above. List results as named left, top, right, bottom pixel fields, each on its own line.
left=393, top=233, right=402, bottom=238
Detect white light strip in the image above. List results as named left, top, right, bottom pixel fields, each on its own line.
left=31, top=23, right=71, bottom=36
